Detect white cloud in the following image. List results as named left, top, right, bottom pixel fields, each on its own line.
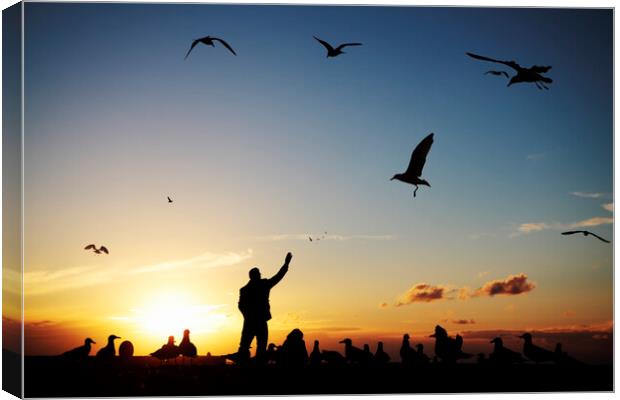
left=570, top=192, right=605, bottom=199
left=513, top=216, right=613, bottom=237
left=602, top=203, right=613, bottom=212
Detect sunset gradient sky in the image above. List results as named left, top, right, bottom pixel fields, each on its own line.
left=6, top=4, right=612, bottom=362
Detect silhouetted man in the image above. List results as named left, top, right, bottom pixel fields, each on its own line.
left=237, top=252, right=292, bottom=364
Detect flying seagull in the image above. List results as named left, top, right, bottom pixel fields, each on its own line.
left=467, top=52, right=552, bottom=90
left=484, top=70, right=509, bottom=79
left=167, top=196, right=173, bottom=203
left=313, top=36, right=362, bottom=58
left=561, top=230, right=610, bottom=243
left=185, top=36, right=237, bottom=59
left=391, top=133, right=434, bottom=197
left=84, top=244, right=109, bottom=254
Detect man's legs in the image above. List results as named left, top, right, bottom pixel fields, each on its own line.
left=238, top=318, right=256, bottom=363
left=254, top=320, right=268, bottom=364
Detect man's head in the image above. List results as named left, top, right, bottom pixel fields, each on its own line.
left=249, top=267, right=261, bottom=281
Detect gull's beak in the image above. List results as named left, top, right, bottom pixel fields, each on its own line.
left=429, top=334, right=436, bottom=338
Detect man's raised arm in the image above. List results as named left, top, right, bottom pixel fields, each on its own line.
left=268, top=252, right=292, bottom=288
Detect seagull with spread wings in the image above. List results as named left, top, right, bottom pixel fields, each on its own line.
left=185, top=36, right=237, bottom=59
left=561, top=230, right=610, bottom=243
left=84, top=244, right=109, bottom=254
left=391, top=133, right=434, bottom=198
left=313, top=36, right=362, bottom=58
left=467, top=52, right=552, bottom=90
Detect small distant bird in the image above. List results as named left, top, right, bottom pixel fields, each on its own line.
left=561, top=230, right=610, bottom=243
left=62, top=338, right=96, bottom=359
left=179, top=329, right=197, bottom=363
left=518, top=333, right=555, bottom=363
left=391, top=133, right=434, bottom=197
left=484, top=70, right=509, bottom=79
left=118, top=340, right=134, bottom=358
left=96, top=334, right=121, bottom=360
left=185, top=36, right=237, bottom=59
left=313, top=36, right=362, bottom=58
left=466, top=52, right=552, bottom=90
left=309, top=237, right=313, bottom=242
left=84, top=244, right=109, bottom=254
left=150, top=336, right=181, bottom=363
left=167, top=196, right=173, bottom=203
left=374, top=341, right=391, bottom=365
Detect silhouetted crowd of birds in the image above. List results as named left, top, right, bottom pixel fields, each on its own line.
left=60, top=324, right=583, bottom=368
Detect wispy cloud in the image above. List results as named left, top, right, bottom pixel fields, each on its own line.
left=602, top=203, right=613, bottom=212
left=570, top=191, right=605, bottom=199
left=526, top=152, right=545, bottom=161
left=513, top=217, right=613, bottom=237
left=256, top=234, right=395, bottom=242
left=25, top=249, right=253, bottom=296
left=452, top=319, right=476, bottom=325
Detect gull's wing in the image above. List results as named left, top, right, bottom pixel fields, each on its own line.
left=336, top=42, right=362, bottom=51
left=84, top=244, right=96, bottom=250
left=167, top=196, right=173, bottom=202
left=466, top=52, right=521, bottom=71
left=184, top=39, right=201, bottom=59
left=404, top=133, right=434, bottom=178
left=561, top=231, right=583, bottom=235
left=314, top=36, right=334, bottom=53
left=211, top=38, right=237, bottom=56
left=530, top=65, right=552, bottom=73
left=588, top=232, right=610, bottom=243
left=99, top=246, right=109, bottom=254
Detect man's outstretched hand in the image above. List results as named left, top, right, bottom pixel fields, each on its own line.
left=284, top=252, right=293, bottom=266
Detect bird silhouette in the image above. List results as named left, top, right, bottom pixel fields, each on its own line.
left=309, top=340, right=322, bottom=366
left=391, top=133, right=434, bottom=197
left=179, top=329, right=197, bottom=364
left=561, top=230, right=610, bottom=243
left=265, top=343, right=279, bottom=364
left=321, top=349, right=346, bottom=365
left=430, top=325, right=473, bottom=363
left=313, top=36, right=362, bottom=58
left=84, top=244, right=109, bottom=254
left=374, top=341, right=391, bottom=365
left=339, top=338, right=367, bottom=364
left=489, top=337, right=524, bottom=365
left=150, top=336, right=181, bottom=363
left=518, top=333, right=555, bottom=363
left=96, top=334, right=121, bottom=360
left=118, top=340, right=134, bottom=358
left=554, top=343, right=584, bottom=366
left=185, top=36, right=236, bottom=59
left=484, top=70, right=509, bottom=79
left=62, top=338, right=96, bottom=359
left=399, top=334, right=416, bottom=365
left=167, top=196, right=173, bottom=203
left=414, top=343, right=430, bottom=366
left=467, top=52, right=552, bottom=90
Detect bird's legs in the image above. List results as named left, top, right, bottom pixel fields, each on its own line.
left=540, top=81, right=549, bottom=90
left=413, top=185, right=418, bottom=198
left=535, top=82, right=543, bottom=90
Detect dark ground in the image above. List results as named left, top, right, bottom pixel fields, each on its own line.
left=24, top=356, right=612, bottom=397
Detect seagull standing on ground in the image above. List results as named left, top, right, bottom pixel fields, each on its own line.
left=467, top=52, right=553, bottom=90
left=62, top=338, right=96, bottom=359
left=313, top=36, right=362, bottom=58
left=96, top=335, right=121, bottom=360
left=561, top=230, right=610, bottom=243
left=84, top=244, right=109, bottom=254
left=391, top=133, right=434, bottom=197
left=185, top=36, right=237, bottom=59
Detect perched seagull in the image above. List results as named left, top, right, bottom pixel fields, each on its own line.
left=62, top=338, right=96, bottom=359
left=185, top=36, right=237, bottom=59
left=562, top=230, right=610, bottom=243
left=96, top=335, right=121, bottom=360
left=467, top=52, right=552, bottom=90
left=484, top=70, right=509, bottom=79
left=518, top=333, right=555, bottom=363
left=313, top=36, right=362, bottom=58
left=84, top=244, right=109, bottom=254
left=167, top=196, right=173, bottom=203
left=391, top=133, right=434, bottom=197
